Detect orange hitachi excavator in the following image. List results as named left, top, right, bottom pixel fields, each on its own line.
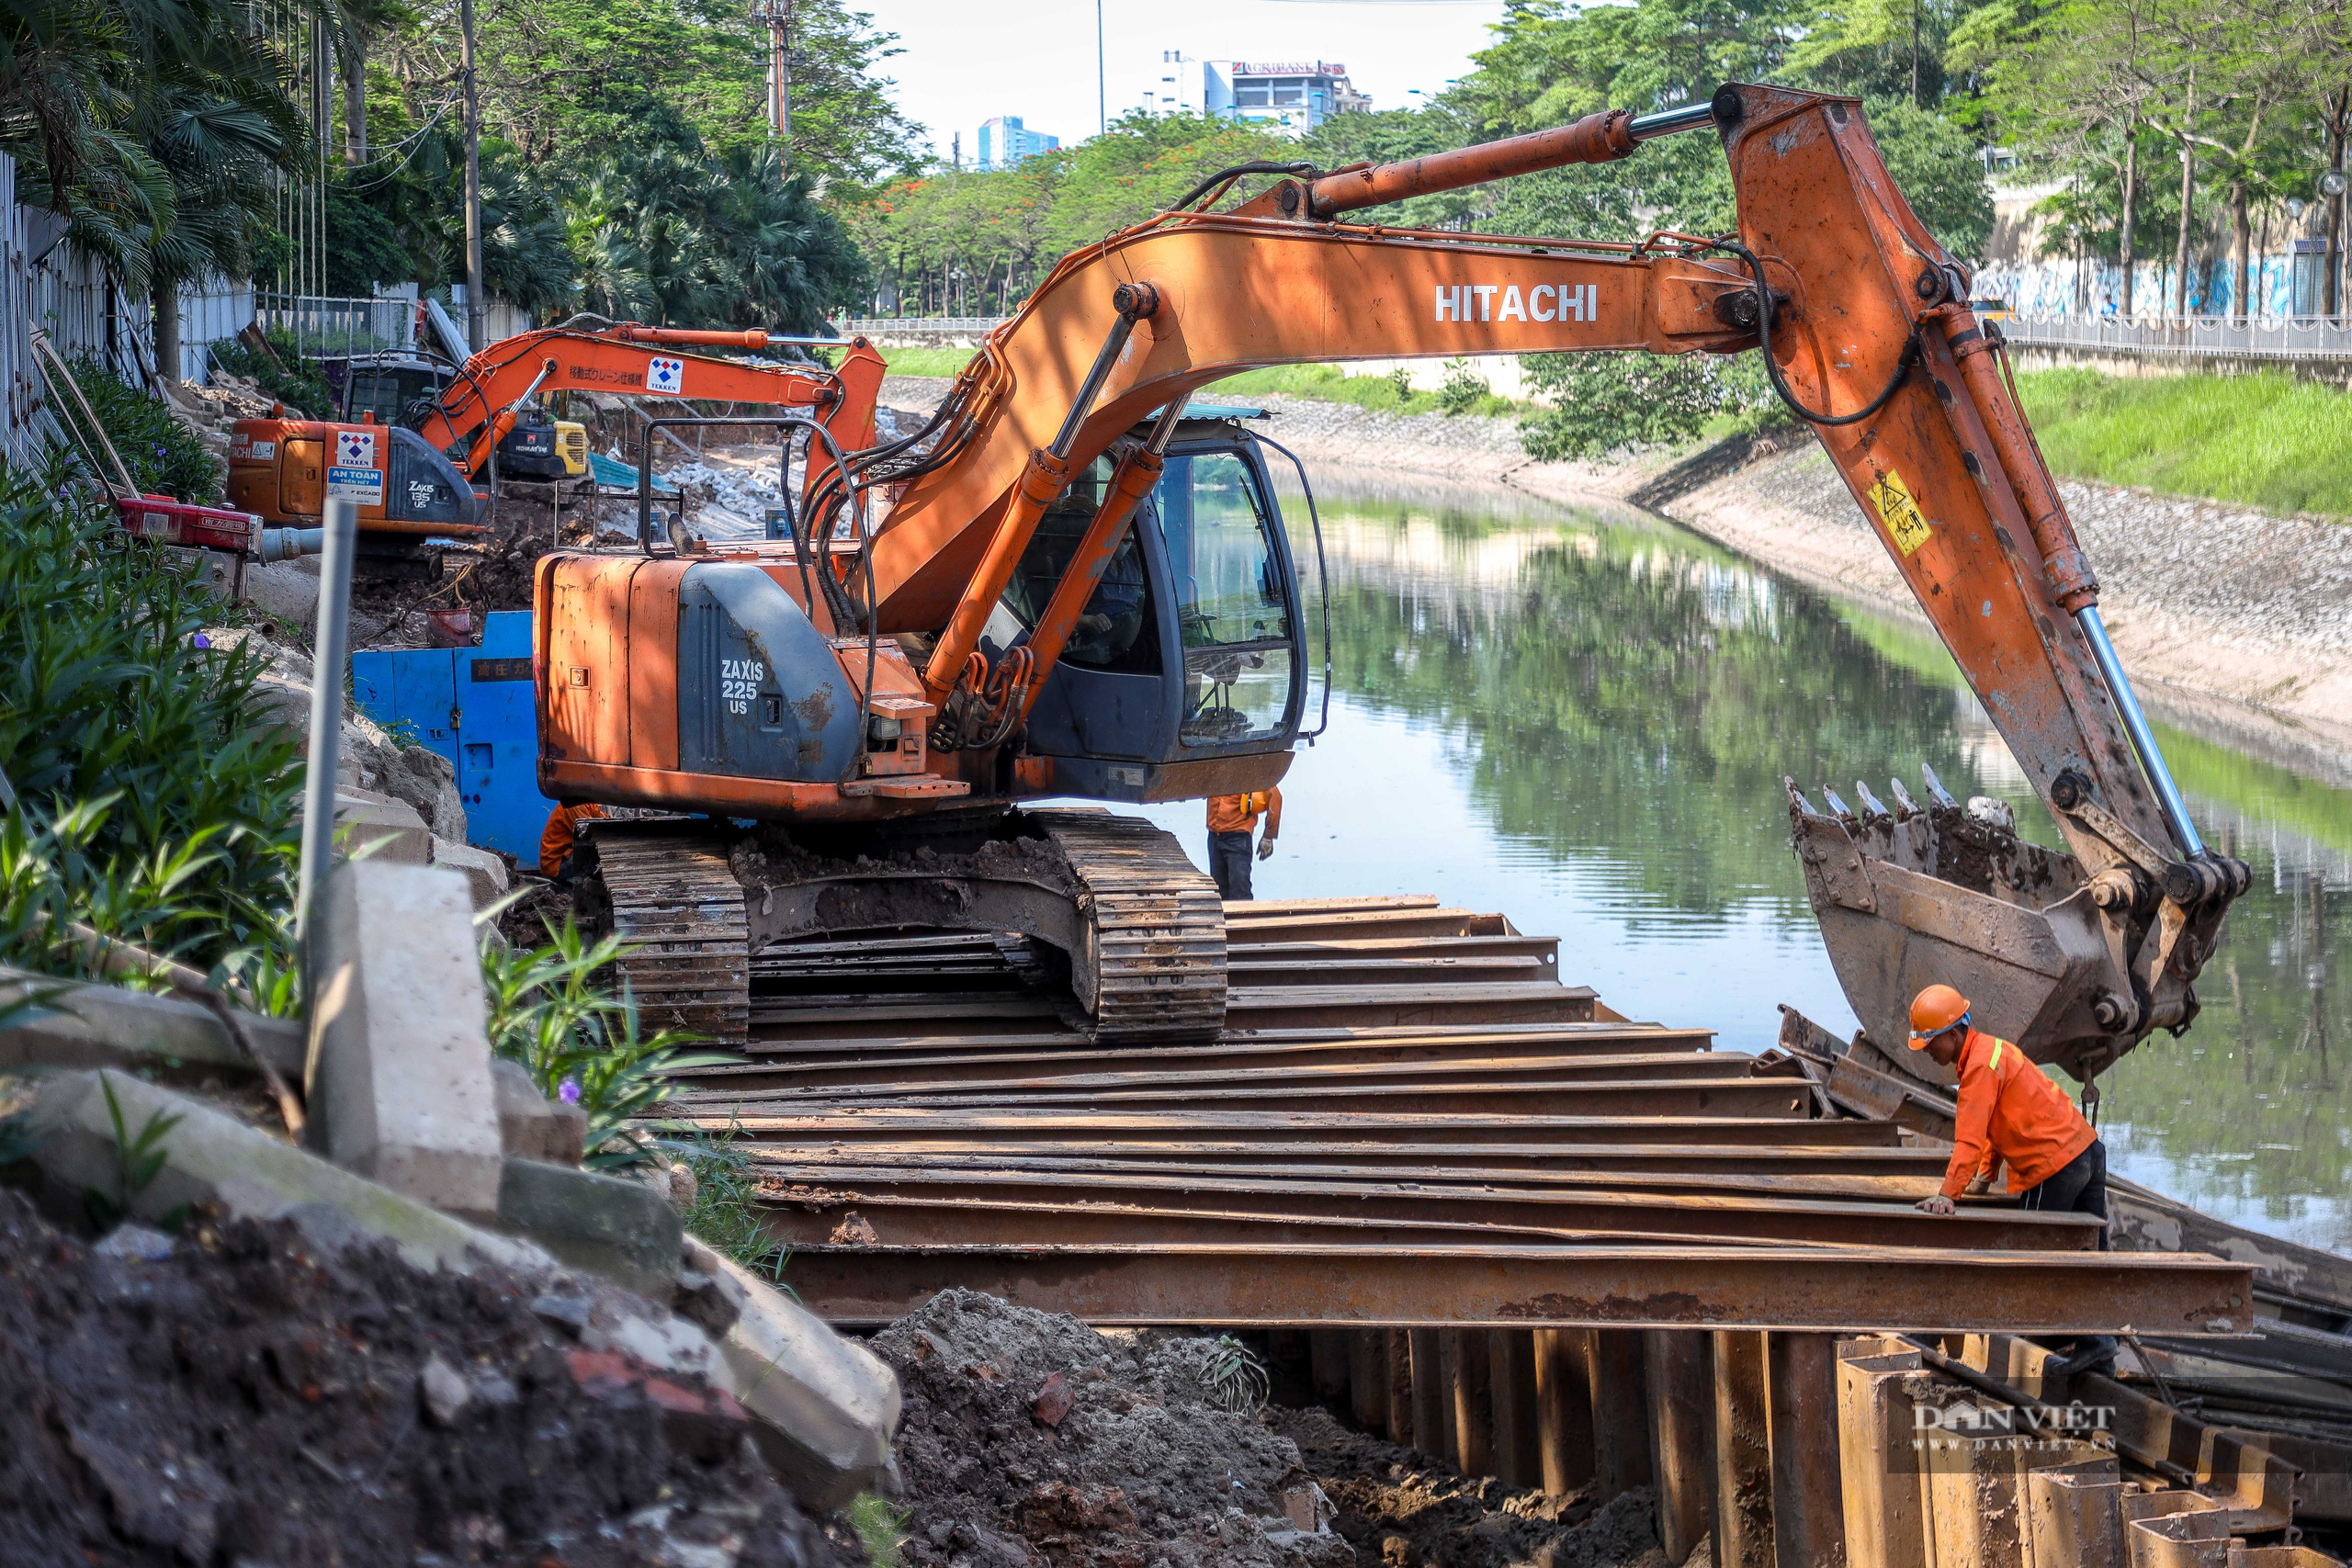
left=226, top=325, right=885, bottom=575
left=535, top=82, right=2247, bottom=1077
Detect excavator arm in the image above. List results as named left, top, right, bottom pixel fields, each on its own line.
left=855, top=82, right=2245, bottom=1079
left=417, top=323, right=888, bottom=479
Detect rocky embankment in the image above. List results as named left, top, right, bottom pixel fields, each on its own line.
left=1248, top=393, right=2352, bottom=787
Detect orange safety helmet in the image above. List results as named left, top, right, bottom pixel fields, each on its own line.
left=1908, top=984, right=1972, bottom=1048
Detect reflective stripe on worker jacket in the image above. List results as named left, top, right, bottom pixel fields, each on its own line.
left=1206, top=788, right=1281, bottom=838
left=1941, top=1027, right=2098, bottom=1200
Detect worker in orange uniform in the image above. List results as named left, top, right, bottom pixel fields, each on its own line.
left=538, top=800, right=607, bottom=883
left=1908, top=982, right=2116, bottom=1375
left=1204, top=787, right=1281, bottom=901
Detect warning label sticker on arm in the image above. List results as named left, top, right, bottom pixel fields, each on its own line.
left=1867, top=468, right=1933, bottom=557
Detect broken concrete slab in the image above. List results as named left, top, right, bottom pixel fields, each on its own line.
left=495, top=1156, right=681, bottom=1299
left=329, top=795, right=432, bottom=865
left=241, top=558, right=321, bottom=629
left=432, top=836, right=510, bottom=909
left=492, top=1059, right=586, bottom=1166
left=372, top=746, right=469, bottom=842
left=305, top=861, right=503, bottom=1221
left=683, top=1235, right=902, bottom=1509
left=0, top=964, right=306, bottom=1080
left=20, top=1069, right=555, bottom=1277
left=211, top=625, right=467, bottom=840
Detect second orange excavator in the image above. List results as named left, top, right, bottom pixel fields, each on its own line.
left=527, top=82, right=2243, bottom=1081
left=226, top=324, right=886, bottom=575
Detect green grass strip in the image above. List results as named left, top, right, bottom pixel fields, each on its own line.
left=2014, top=368, right=2352, bottom=519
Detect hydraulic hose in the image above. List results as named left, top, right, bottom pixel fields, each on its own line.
left=1699, top=236, right=1922, bottom=427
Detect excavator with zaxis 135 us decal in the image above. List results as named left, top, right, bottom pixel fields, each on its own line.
left=515, top=83, right=2245, bottom=1088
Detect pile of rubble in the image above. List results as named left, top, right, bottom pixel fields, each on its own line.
left=0, top=837, right=902, bottom=1562
left=0, top=1191, right=851, bottom=1567
left=1267, top=1407, right=1679, bottom=1568
left=869, top=1290, right=1352, bottom=1568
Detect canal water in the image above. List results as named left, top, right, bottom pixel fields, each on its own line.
left=1124, top=465, right=2352, bottom=1257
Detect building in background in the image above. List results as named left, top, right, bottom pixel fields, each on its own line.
left=1224, top=62, right=1368, bottom=134
left=1131, top=54, right=1366, bottom=136
left=976, top=116, right=1060, bottom=171
left=1136, top=51, right=1226, bottom=118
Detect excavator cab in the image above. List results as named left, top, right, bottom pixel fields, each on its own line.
left=998, top=411, right=1312, bottom=804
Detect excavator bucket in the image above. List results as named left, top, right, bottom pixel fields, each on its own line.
left=1788, top=770, right=2139, bottom=1083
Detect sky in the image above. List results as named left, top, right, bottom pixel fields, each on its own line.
left=852, top=0, right=1507, bottom=164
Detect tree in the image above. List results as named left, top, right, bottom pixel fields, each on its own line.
left=1, top=0, right=314, bottom=377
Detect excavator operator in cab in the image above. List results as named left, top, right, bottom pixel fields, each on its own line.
left=1204, top=788, right=1281, bottom=902
left=1909, top=982, right=2116, bottom=1375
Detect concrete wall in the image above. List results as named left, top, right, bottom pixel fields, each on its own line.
left=1981, top=177, right=2338, bottom=319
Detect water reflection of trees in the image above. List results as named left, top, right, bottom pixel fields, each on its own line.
left=1320, top=511, right=1990, bottom=925
left=1307, top=477, right=2352, bottom=1249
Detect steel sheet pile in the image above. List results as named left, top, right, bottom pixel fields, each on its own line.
left=662, top=896, right=2255, bottom=1337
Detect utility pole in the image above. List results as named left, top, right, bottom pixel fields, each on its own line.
left=460, top=0, right=485, bottom=354
left=1097, top=0, right=1106, bottom=134
left=752, top=0, right=791, bottom=168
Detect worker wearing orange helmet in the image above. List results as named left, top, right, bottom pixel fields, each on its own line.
left=1909, top=981, right=2114, bottom=1372
left=1909, top=983, right=2103, bottom=1222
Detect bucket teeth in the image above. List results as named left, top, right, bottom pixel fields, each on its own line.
left=1920, top=762, right=1960, bottom=811
left=1852, top=781, right=1890, bottom=822
left=1821, top=784, right=1855, bottom=820
left=1783, top=776, right=1825, bottom=818
left=1888, top=777, right=1921, bottom=819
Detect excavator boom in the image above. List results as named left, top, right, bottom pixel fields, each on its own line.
left=417, top=323, right=887, bottom=479
left=836, top=83, right=2244, bottom=1076
left=536, top=84, right=2245, bottom=1071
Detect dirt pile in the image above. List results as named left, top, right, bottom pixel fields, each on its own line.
left=1268, top=1407, right=1677, bottom=1568
left=0, top=1190, right=857, bottom=1568
left=870, top=1290, right=1352, bottom=1568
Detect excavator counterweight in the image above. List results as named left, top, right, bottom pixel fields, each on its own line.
left=525, top=84, right=2243, bottom=1070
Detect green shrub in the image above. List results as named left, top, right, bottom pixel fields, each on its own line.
left=0, top=468, right=300, bottom=992
left=62, top=358, right=222, bottom=502
left=1517, top=351, right=1791, bottom=461
left=479, top=913, right=738, bottom=1168
left=677, top=1126, right=793, bottom=1280
left=1437, top=358, right=1490, bottom=415
left=207, top=327, right=334, bottom=420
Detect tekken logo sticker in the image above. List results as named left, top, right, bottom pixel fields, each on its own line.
left=335, top=428, right=378, bottom=467
left=1433, top=282, right=1600, bottom=323
left=647, top=356, right=685, bottom=395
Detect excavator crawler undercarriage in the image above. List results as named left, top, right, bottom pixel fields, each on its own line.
left=577, top=810, right=1227, bottom=1045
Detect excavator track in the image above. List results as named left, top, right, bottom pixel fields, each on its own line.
left=1030, top=809, right=1227, bottom=1043
left=582, top=812, right=1224, bottom=1046
left=583, top=824, right=750, bottom=1043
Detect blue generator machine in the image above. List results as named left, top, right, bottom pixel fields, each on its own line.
left=352, top=610, right=555, bottom=864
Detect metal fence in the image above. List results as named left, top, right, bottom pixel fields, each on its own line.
left=840, top=317, right=1007, bottom=333
left=0, top=153, right=38, bottom=463
left=838, top=316, right=1009, bottom=344
left=253, top=292, right=416, bottom=359
left=2002, top=313, right=2352, bottom=361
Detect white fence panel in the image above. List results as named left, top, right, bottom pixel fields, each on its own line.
left=1, top=152, right=38, bottom=464
left=2004, top=313, right=2352, bottom=362
left=253, top=291, right=417, bottom=360
left=176, top=276, right=255, bottom=382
